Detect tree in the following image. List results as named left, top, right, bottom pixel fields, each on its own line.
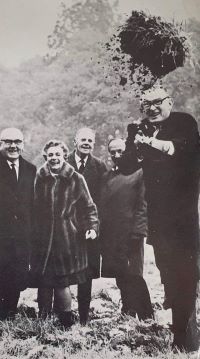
left=46, top=0, right=119, bottom=60
left=0, top=3, right=199, bottom=166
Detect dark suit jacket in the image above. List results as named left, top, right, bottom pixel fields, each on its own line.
left=100, top=168, right=147, bottom=278
left=126, top=112, right=200, bottom=251
left=0, top=154, right=36, bottom=290
left=67, top=151, right=107, bottom=277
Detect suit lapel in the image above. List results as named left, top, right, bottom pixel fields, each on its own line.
left=68, top=152, right=78, bottom=172
left=0, top=156, right=18, bottom=192
left=18, top=157, right=28, bottom=190
left=68, top=152, right=95, bottom=176
left=83, top=154, right=94, bottom=176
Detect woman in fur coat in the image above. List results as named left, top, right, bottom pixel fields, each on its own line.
left=31, top=140, right=99, bottom=328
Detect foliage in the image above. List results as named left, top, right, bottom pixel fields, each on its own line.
left=0, top=1, right=199, bottom=167
left=46, top=0, right=119, bottom=61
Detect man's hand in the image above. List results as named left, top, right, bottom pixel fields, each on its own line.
left=134, top=134, right=174, bottom=155
left=85, top=229, right=97, bottom=240
left=134, top=133, right=152, bottom=145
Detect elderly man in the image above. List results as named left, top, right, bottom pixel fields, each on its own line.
left=0, top=127, right=36, bottom=319
left=68, top=127, right=107, bottom=324
left=124, top=87, right=200, bottom=351
left=100, top=138, right=153, bottom=320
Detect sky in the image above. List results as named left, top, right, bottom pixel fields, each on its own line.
left=0, top=0, right=199, bottom=68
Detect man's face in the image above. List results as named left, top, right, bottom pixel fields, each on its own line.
left=74, top=129, right=95, bottom=157
left=141, top=88, right=173, bottom=123
left=109, top=139, right=125, bottom=166
left=46, top=145, right=65, bottom=173
left=0, top=128, right=24, bottom=162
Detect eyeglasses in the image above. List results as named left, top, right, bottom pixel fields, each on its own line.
left=142, top=96, right=170, bottom=109
left=109, top=149, right=124, bottom=156
left=1, top=139, right=23, bottom=145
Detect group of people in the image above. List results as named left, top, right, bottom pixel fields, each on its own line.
left=0, top=86, right=199, bottom=352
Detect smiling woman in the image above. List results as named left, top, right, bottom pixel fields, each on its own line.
left=30, top=138, right=99, bottom=327
left=42, top=140, right=69, bottom=174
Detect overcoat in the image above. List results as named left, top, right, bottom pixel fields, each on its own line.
left=0, top=153, right=36, bottom=289
left=67, top=151, right=107, bottom=278
left=31, top=161, right=99, bottom=280
left=100, top=168, right=147, bottom=277
left=126, top=112, right=200, bottom=251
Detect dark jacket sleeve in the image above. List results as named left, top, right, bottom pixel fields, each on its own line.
left=100, top=161, right=107, bottom=174
left=78, top=175, right=99, bottom=235
left=32, top=173, right=45, bottom=248
left=131, top=171, right=147, bottom=238
left=30, top=165, right=37, bottom=241
left=119, top=124, right=141, bottom=175
left=169, top=114, right=200, bottom=156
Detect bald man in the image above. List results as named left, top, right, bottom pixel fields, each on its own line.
left=124, top=87, right=200, bottom=351
left=100, top=138, right=153, bottom=320
left=68, top=127, right=107, bottom=324
left=0, top=128, right=36, bottom=319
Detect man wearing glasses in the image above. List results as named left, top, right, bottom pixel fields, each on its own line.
left=124, top=87, right=200, bottom=352
left=0, top=127, right=36, bottom=319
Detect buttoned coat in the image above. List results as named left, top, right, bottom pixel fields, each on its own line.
left=0, top=153, right=36, bottom=290
left=124, top=111, right=200, bottom=298
left=67, top=151, right=107, bottom=278
left=31, top=162, right=99, bottom=279
left=126, top=113, right=200, bottom=250
left=100, top=168, right=147, bottom=277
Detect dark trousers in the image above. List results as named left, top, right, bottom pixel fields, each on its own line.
left=77, top=279, right=92, bottom=324
left=116, top=274, right=154, bottom=320
left=153, top=239, right=199, bottom=351
left=172, top=283, right=198, bottom=351
left=0, top=289, right=20, bottom=320
left=76, top=240, right=100, bottom=324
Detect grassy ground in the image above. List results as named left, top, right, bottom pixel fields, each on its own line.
left=0, top=244, right=199, bottom=358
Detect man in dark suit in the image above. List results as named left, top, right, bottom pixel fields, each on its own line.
left=0, top=127, right=36, bottom=319
left=100, top=138, right=153, bottom=320
left=124, top=87, right=200, bottom=351
left=68, top=127, right=107, bottom=324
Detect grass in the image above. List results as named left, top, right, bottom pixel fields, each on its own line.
left=0, top=245, right=199, bottom=358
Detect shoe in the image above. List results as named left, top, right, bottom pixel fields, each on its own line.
left=58, top=311, right=76, bottom=329
left=6, top=311, right=16, bottom=321
left=38, top=310, right=51, bottom=320
left=80, top=313, right=89, bottom=325
left=79, top=308, right=89, bottom=325
left=121, top=307, right=137, bottom=318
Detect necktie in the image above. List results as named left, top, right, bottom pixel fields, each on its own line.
left=10, top=163, right=18, bottom=185
left=79, top=159, right=85, bottom=174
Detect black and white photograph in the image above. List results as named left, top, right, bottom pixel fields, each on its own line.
left=0, top=0, right=199, bottom=358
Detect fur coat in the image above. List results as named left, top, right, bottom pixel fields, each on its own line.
left=31, top=162, right=99, bottom=279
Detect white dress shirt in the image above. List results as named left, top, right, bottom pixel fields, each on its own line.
left=75, top=153, right=88, bottom=170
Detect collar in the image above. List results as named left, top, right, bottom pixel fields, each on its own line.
left=75, top=152, right=88, bottom=165
left=7, top=159, right=19, bottom=169
left=38, top=161, right=75, bottom=179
